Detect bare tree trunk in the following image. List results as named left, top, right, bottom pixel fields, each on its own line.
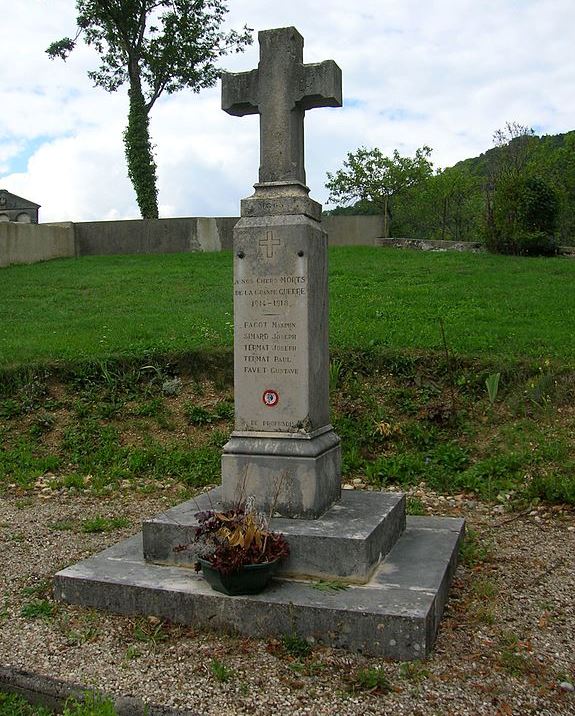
left=441, top=197, right=447, bottom=240
left=383, top=195, right=389, bottom=238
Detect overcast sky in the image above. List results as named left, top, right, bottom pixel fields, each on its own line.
left=0, top=0, right=573, bottom=222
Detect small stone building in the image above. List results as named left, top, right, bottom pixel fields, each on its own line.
left=0, top=190, right=40, bottom=224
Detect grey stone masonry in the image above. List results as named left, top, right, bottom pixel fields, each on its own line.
left=222, top=27, right=341, bottom=185
left=220, top=28, right=343, bottom=518
left=54, top=27, right=464, bottom=662
left=143, top=488, right=406, bottom=583
left=54, top=516, right=465, bottom=660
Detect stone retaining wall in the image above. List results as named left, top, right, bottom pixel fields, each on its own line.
left=0, top=215, right=385, bottom=267
left=3, top=218, right=570, bottom=268
left=0, top=222, right=75, bottom=267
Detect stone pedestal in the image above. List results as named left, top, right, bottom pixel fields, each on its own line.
left=54, top=510, right=465, bottom=660
left=221, top=184, right=341, bottom=518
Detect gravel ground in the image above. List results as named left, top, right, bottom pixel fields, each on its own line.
left=1, top=488, right=574, bottom=716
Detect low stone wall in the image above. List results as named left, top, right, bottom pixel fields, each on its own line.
left=75, top=215, right=384, bottom=256
left=0, top=214, right=386, bottom=268
left=0, top=222, right=75, bottom=267
left=376, top=238, right=484, bottom=253
left=376, top=237, right=575, bottom=257
left=323, top=215, right=385, bottom=246
left=74, top=217, right=238, bottom=256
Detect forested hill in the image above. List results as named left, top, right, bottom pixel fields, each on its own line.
left=453, top=129, right=575, bottom=179
left=327, top=129, right=575, bottom=245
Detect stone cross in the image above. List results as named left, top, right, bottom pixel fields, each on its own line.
left=221, top=27, right=343, bottom=519
left=222, top=27, right=342, bottom=186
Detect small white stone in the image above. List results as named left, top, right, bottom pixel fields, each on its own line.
left=559, top=681, right=574, bottom=692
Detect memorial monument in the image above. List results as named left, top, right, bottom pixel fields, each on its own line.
left=55, top=27, right=464, bottom=660
left=220, top=26, right=342, bottom=518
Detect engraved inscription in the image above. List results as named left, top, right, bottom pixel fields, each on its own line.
left=235, top=263, right=308, bottom=430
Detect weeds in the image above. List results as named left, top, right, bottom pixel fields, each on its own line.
left=133, top=617, right=168, bottom=647
left=49, top=519, right=76, bottom=532
left=184, top=404, right=215, bottom=425
left=329, top=359, right=344, bottom=392
left=472, top=577, right=498, bottom=599
left=210, top=658, right=234, bottom=683
left=0, top=692, right=52, bottom=716
left=62, top=693, right=117, bottom=716
left=281, top=632, right=312, bottom=659
left=498, top=632, right=534, bottom=677
left=349, top=666, right=392, bottom=694
left=1, top=338, right=574, bottom=509
left=485, top=372, right=501, bottom=406
left=57, top=612, right=101, bottom=646
left=406, top=496, right=426, bottom=515
left=81, top=517, right=130, bottom=533
left=459, top=529, right=491, bottom=567
left=213, top=400, right=234, bottom=420
left=20, top=599, right=56, bottom=620
left=124, top=645, right=141, bottom=661
left=311, top=580, right=350, bottom=592
left=184, top=401, right=233, bottom=425
left=399, top=661, right=430, bottom=682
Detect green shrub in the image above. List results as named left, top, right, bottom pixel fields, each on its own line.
left=486, top=175, right=560, bottom=256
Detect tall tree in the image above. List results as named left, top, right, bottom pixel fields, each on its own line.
left=490, top=121, right=537, bottom=182
left=485, top=123, right=559, bottom=255
left=325, top=146, right=433, bottom=238
left=48, top=1, right=252, bottom=219
left=393, top=165, right=482, bottom=243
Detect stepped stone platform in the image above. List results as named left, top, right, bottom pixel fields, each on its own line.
left=143, top=488, right=406, bottom=583
left=54, top=489, right=464, bottom=660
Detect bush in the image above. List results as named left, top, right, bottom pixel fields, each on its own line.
left=486, top=175, right=560, bottom=256
left=515, top=229, right=558, bottom=257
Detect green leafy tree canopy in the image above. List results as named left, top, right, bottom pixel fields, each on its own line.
left=485, top=122, right=561, bottom=255
left=326, top=146, right=433, bottom=237
left=48, top=1, right=252, bottom=219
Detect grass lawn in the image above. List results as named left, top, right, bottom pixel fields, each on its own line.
left=1, top=247, right=574, bottom=507
left=1, top=248, right=574, bottom=368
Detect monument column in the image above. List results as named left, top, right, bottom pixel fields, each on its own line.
left=221, top=27, right=343, bottom=518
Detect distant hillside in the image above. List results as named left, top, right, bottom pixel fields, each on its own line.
left=327, top=130, right=575, bottom=245
left=453, top=129, right=575, bottom=178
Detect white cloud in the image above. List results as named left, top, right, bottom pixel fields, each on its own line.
left=0, top=0, right=573, bottom=220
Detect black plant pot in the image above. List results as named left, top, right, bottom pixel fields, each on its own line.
left=198, top=558, right=280, bottom=596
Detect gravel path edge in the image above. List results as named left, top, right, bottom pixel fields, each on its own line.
left=0, top=665, right=199, bottom=716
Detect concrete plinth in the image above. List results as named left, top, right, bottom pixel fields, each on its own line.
left=143, top=488, right=406, bottom=583
left=221, top=428, right=342, bottom=519
left=54, top=513, right=464, bottom=660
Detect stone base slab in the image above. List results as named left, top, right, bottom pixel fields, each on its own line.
left=143, top=488, right=406, bottom=583
left=54, top=515, right=464, bottom=660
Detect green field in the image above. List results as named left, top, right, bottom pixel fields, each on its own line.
left=1, top=248, right=574, bottom=368
left=1, top=248, right=574, bottom=507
